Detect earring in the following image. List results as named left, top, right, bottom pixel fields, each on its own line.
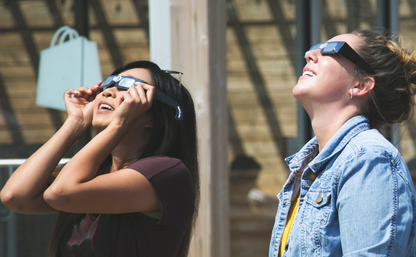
left=350, top=92, right=353, bottom=99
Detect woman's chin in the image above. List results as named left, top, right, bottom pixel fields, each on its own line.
left=292, top=87, right=305, bottom=101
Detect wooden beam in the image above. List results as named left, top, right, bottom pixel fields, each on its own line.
left=177, top=1, right=228, bottom=256
left=149, top=0, right=229, bottom=256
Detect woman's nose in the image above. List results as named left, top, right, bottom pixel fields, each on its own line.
left=101, top=87, right=117, bottom=98
left=304, top=49, right=319, bottom=63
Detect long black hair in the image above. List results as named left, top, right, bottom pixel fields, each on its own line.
left=48, top=61, right=199, bottom=257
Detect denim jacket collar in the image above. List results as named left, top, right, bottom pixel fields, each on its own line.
left=285, top=115, right=370, bottom=175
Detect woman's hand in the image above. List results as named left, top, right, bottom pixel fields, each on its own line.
left=64, top=82, right=101, bottom=128
left=112, top=82, right=155, bottom=128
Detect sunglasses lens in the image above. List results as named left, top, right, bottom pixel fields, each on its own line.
left=321, top=42, right=340, bottom=54
left=118, top=78, right=135, bottom=89
left=309, top=44, right=321, bottom=51
left=101, top=76, right=115, bottom=88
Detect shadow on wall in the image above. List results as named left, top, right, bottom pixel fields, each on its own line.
left=230, top=155, right=278, bottom=215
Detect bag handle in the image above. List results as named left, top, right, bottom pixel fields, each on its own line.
left=50, top=26, right=80, bottom=48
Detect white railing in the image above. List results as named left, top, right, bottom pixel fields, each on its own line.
left=0, top=158, right=70, bottom=167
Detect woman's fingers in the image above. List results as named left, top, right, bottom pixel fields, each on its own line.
left=142, top=84, right=155, bottom=105
left=66, top=88, right=79, bottom=97
left=115, top=83, right=154, bottom=119
left=68, top=83, right=101, bottom=102
left=87, top=82, right=102, bottom=101
left=79, top=87, right=93, bottom=98
left=130, top=82, right=155, bottom=104
left=66, top=87, right=87, bottom=99
left=132, top=82, right=148, bottom=104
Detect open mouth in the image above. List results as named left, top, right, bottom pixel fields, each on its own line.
left=98, top=103, right=114, bottom=111
left=302, top=70, right=316, bottom=77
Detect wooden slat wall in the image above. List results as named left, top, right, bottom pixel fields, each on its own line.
left=2, top=0, right=416, bottom=257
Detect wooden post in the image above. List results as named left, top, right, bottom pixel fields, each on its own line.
left=149, top=0, right=229, bottom=256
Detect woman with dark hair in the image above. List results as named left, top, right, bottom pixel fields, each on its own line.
left=269, top=30, right=416, bottom=257
left=0, top=60, right=199, bottom=257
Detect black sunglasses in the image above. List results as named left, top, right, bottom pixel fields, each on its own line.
left=308, top=41, right=375, bottom=75
left=99, top=75, right=182, bottom=120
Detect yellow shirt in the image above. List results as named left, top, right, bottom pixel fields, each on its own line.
left=279, top=193, right=300, bottom=257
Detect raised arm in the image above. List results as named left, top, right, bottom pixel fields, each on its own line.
left=0, top=84, right=100, bottom=214
left=43, top=83, right=161, bottom=214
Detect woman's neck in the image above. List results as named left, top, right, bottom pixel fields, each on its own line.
left=109, top=130, right=151, bottom=172
left=310, top=108, right=357, bottom=152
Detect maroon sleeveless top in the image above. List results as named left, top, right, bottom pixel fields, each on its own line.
left=58, top=156, right=195, bottom=257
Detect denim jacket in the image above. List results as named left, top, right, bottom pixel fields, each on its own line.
left=269, top=115, right=416, bottom=257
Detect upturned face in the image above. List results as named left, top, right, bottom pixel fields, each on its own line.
left=293, top=34, right=362, bottom=114
left=92, top=68, right=154, bottom=133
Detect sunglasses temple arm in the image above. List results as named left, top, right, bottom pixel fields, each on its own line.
left=339, top=46, right=375, bottom=75
left=153, top=90, right=183, bottom=120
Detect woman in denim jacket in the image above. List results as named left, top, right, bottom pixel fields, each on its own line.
left=270, top=30, right=416, bottom=257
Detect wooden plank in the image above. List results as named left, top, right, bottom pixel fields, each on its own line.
left=230, top=108, right=296, bottom=122
left=113, top=29, right=148, bottom=44
left=167, top=0, right=229, bottom=256
left=100, top=0, right=140, bottom=26
left=0, top=131, right=14, bottom=144
left=21, top=128, right=57, bottom=144
left=233, top=0, right=273, bottom=22
left=19, top=1, right=53, bottom=27
left=0, top=67, right=36, bottom=78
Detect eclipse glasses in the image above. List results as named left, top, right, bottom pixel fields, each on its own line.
left=99, top=75, right=183, bottom=120
left=308, top=41, right=375, bottom=75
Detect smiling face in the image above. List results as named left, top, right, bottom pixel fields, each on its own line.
left=92, top=68, right=154, bottom=132
left=293, top=34, right=363, bottom=115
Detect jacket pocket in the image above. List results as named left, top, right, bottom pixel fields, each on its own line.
left=301, top=190, right=332, bottom=232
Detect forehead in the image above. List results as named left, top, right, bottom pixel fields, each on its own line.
left=118, top=68, right=153, bottom=84
left=328, top=34, right=362, bottom=51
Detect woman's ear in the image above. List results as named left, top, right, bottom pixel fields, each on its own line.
left=351, top=76, right=375, bottom=97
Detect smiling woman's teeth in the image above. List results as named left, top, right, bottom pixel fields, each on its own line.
left=303, top=71, right=316, bottom=77
left=99, top=104, right=114, bottom=111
